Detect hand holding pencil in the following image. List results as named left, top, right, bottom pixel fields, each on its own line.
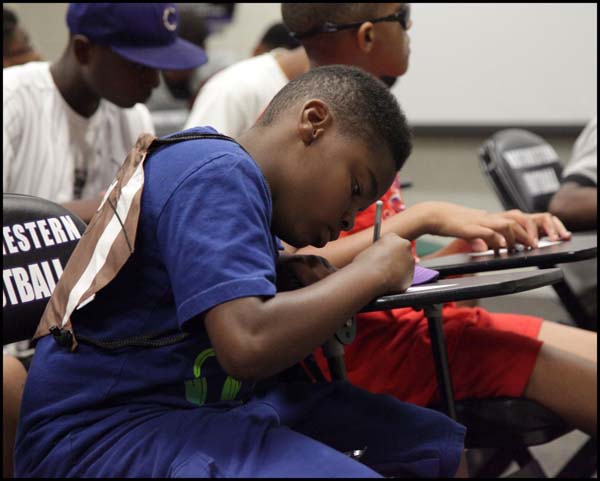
left=352, top=199, right=414, bottom=294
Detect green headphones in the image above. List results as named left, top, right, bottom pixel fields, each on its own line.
left=185, top=348, right=242, bottom=406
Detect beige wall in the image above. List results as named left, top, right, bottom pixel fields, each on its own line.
left=4, top=3, right=583, bottom=222
left=5, top=3, right=69, bottom=62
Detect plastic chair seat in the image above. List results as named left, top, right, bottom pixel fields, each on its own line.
left=450, top=397, right=570, bottom=449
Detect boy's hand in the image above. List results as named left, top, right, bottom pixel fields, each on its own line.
left=276, top=254, right=337, bottom=292
left=353, top=233, right=414, bottom=294
left=427, top=202, right=538, bottom=252
left=500, top=209, right=571, bottom=243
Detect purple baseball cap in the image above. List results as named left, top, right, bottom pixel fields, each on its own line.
left=411, top=266, right=440, bottom=286
left=67, top=3, right=208, bottom=70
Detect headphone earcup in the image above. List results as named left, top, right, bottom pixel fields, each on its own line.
left=221, top=376, right=241, bottom=401
left=184, top=376, right=208, bottom=406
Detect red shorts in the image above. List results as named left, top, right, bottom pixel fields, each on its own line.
left=313, top=303, right=543, bottom=407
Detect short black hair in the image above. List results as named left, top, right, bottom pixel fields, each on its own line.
left=257, top=65, right=412, bottom=171
left=3, top=7, right=18, bottom=53
left=281, top=3, right=383, bottom=37
left=258, top=22, right=301, bottom=51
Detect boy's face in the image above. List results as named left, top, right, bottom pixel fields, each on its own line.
left=80, top=40, right=160, bottom=107
left=275, top=128, right=397, bottom=248
left=368, top=3, right=412, bottom=78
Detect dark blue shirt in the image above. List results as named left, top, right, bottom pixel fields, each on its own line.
left=16, top=127, right=279, bottom=470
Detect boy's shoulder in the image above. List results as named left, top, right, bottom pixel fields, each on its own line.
left=3, top=61, right=54, bottom=99
left=201, top=52, right=283, bottom=94
left=146, top=127, right=267, bottom=201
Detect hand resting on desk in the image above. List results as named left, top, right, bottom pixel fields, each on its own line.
left=417, top=205, right=571, bottom=260
left=468, top=238, right=564, bottom=257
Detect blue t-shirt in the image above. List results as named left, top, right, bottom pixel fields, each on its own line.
left=16, top=127, right=280, bottom=466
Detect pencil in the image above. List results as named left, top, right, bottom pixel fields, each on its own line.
left=373, top=200, right=383, bottom=242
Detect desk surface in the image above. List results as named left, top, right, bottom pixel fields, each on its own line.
left=360, top=268, right=563, bottom=312
left=420, top=231, right=597, bottom=276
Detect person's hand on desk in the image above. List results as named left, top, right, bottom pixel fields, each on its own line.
left=499, top=209, right=571, bottom=244
left=412, top=201, right=537, bottom=252
left=420, top=208, right=572, bottom=260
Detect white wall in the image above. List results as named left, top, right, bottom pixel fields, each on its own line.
left=205, top=3, right=283, bottom=62
left=392, top=3, right=597, bottom=126
left=8, top=3, right=597, bottom=126
left=5, top=3, right=69, bottom=63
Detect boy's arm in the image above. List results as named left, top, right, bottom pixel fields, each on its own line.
left=204, top=234, right=414, bottom=382
left=61, top=195, right=103, bottom=224
left=548, top=182, right=597, bottom=231
left=295, top=201, right=539, bottom=268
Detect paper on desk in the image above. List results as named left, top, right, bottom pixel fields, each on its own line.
left=468, top=239, right=563, bottom=257
left=406, top=283, right=458, bottom=293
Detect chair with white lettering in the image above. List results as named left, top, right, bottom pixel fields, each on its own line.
left=479, top=129, right=564, bottom=213
left=479, top=129, right=593, bottom=331
left=3, top=193, right=87, bottom=347
left=3, top=193, right=87, bottom=478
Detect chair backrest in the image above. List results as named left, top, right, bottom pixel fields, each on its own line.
left=3, top=194, right=87, bottom=345
left=479, top=129, right=564, bottom=213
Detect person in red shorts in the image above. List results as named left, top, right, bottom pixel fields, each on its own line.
left=185, top=2, right=597, bottom=437
left=280, top=3, right=597, bottom=437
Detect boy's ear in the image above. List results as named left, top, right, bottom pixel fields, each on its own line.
left=357, top=22, right=376, bottom=53
left=298, top=99, right=332, bottom=146
left=72, top=35, right=92, bottom=65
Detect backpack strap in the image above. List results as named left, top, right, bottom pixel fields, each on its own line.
left=37, top=131, right=243, bottom=352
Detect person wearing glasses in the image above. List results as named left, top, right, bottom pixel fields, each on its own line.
left=184, top=1, right=597, bottom=442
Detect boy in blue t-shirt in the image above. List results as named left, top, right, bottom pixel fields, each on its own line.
left=15, top=65, right=466, bottom=478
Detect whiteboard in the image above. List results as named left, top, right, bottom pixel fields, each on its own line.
left=391, top=3, right=597, bottom=126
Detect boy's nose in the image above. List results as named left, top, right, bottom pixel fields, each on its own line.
left=341, top=213, right=355, bottom=232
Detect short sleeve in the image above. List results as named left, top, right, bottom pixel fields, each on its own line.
left=155, top=152, right=277, bottom=328
left=563, top=117, right=597, bottom=187
left=184, top=77, right=249, bottom=138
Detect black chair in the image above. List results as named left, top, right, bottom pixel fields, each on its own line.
left=3, top=193, right=87, bottom=346
left=479, top=129, right=563, bottom=213
left=3, top=193, right=88, bottom=478
left=479, top=129, right=595, bottom=330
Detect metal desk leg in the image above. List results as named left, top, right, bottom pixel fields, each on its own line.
left=423, top=304, right=457, bottom=420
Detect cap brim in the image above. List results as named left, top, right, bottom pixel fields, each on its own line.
left=411, top=266, right=440, bottom=286
left=111, top=38, right=207, bottom=70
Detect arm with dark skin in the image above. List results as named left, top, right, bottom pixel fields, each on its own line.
left=291, top=201, right=571, bottom=268
left=61, top=197, right=101, bottom=224
left=548, top=181, right=597, bottom=231
left=203, top=234, right=414, bottom=382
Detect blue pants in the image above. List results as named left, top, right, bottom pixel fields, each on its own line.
left=20, top=381, right=465, bottom=477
